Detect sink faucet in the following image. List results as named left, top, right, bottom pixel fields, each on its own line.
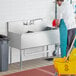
left=29, top=18, right=43, bottom=25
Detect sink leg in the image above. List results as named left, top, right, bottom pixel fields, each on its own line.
left=53, top=44, right=60, bottom=57
left=46, top=45, right=49, bottom=58
left=20, top=49, right=22, bottom=70
left=56, top=44, right=60, bottom=57
left=45, top=45, right=54, bottom=61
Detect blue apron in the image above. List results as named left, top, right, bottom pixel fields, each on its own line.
left=59, top=19, right=67, bottom=57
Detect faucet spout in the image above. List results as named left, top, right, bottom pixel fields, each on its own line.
left=29, top=18, right=43, bottom=25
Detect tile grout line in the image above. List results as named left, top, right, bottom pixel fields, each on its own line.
left=36, top=68, right=55, bottom=76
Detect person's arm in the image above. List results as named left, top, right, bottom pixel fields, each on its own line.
left=56, top=6, right=63, bottom=27
left=55, top=19, right=60, bottom=27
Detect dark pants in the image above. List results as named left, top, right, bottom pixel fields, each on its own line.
left=66, top=28, right=76, bottom=54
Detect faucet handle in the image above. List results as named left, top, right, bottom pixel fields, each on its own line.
left=23, top=21, right=28, bottom=25
left=29, top=20, right=34, bottom=25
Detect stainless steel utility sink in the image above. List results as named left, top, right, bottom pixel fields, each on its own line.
left=7, top=21, right=60, bottom=50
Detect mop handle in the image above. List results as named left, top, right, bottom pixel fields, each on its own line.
left=65, top=35, right=76, bottom=61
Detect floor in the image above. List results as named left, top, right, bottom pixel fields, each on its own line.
left=0, top=58, right=53, bottom=76
left=4, top=65, right=55, bottom=76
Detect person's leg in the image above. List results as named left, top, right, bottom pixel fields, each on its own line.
left=66, top=29, right=75, bottom=55
left=74, top=28, right=76, bottom=47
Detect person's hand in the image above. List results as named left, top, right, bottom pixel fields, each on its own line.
left=56, top=19, right=60, bottom=27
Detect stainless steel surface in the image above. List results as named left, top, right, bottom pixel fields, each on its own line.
left=8, top=29, right=60, bottom=49
left=7, top=20, right=60, bottom=69
left=8, top=20, right=60, bottom=49
left=20, top=50, right=22, bottom=70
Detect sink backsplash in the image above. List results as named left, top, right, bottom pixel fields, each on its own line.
left=8, top=19, right=49, bottom=34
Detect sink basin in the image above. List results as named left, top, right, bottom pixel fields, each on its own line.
left=26, top=27, right=57, bottom=33
left=42, top=27, right=57, bottom=31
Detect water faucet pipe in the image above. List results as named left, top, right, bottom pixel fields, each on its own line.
left=29, top=18, right=43, bottom=25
